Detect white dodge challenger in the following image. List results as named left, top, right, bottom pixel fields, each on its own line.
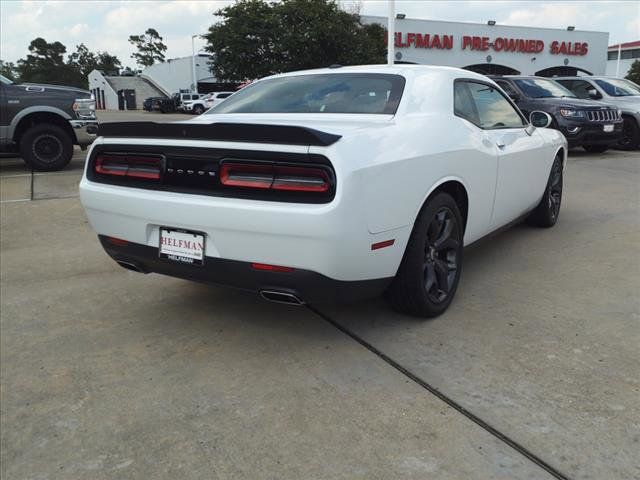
left=80, top=65, right=566, bottom=317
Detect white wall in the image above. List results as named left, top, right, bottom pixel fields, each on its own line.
left=88, top=70, right=118, bottom=110
left=606, top=57, right=634, bottom=77
left=361, top=16, right=609, bottom=75
left=141, top=54, right=216, bottom=95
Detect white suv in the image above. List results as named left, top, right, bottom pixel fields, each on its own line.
left=183, top=92, right=235, bottom=115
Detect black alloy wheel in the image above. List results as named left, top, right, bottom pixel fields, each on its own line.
left=19, top=124, right=73, bottom=172
left=423, top=207, right=460, bottom=304
left=527, top=155, right=563, bottom=228
left=387, top=192, right=464, bottom=318
left=618, top=117, right=640, bottom=150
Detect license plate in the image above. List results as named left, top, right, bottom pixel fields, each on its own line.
left=159, top=228, right=205, bottom=265
left=603, top=124, right=614, bottom=132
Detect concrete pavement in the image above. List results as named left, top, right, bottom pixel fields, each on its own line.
left=1, top=116, right=638, bottom=479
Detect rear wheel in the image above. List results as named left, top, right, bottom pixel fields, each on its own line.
left=583, top=145, right=608, bottom=153
left=386, top=192, right=463, bottom=318
left=618, top=117, right=640, bottom=150
left=19, top=124, right=73, bottom=172
left=527, top=155, right=563, bottom=228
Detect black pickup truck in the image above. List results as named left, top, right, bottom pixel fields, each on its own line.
left=491, top=76, right=623, bottom=153
left=0, top=74, right=98, bottom=171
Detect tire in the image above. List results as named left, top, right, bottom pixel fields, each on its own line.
left=617, top=117, right=640, bottom=150
left=193, top=105, right=205, bottom=115
left=527, top=155, right=563, bottom=228
left=19, top=124, right=73, bottom=172
left=386, top=192, right=464, bottom=318
left=583, top=145, right=608, bottom=153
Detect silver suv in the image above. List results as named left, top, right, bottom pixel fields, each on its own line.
left=555, top=77, right=640, bottom=150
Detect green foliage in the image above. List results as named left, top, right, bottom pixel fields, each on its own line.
left=625, top=59, right=640, bottom=85
left=0, top=60, right=18, bottom=81
left=16, top=37, right=83, bottom=87
left=203, top=0, right=386, bottom=82
left=68, top=43, right=122, bottom=77
left=13, top=38, right=122, bottom=89
left=128, top=28, right=167, bottom=68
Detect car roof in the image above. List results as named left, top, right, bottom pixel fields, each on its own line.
left=264, top=64, right=490, bottom=83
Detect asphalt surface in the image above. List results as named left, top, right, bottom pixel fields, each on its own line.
left=1, top=111, right=639, bottom=479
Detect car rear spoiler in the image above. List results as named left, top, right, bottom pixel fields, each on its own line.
left=97, top=122, right=342, bottom=147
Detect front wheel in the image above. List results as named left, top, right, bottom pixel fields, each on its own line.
left=583, top=145, right=609, bottom=153
left=192, top=105, right=205, bottom=115
left=386, top=192, right=464, bottom=318
left=527, top=155, right=563, bottom=228
left=19, top=124, right=73, bottom=172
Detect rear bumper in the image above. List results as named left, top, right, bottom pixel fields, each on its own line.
left=99, top=235, right=391, bottom=303
left=69, top=120, right=99, bottom=146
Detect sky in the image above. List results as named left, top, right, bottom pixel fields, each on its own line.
left=1, top=0, right=638, bottom=69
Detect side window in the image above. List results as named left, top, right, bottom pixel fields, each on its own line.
left=454, top=82, right=480, bottom=126
left=217, top=93, right=232, bottom=99
left=465, top=82, right=526, bottom=129
left=559, top=80, right=592, bottom=99
left=496, top=81, right=519, bottom=99
left=191, top=95, right=199, bottom=100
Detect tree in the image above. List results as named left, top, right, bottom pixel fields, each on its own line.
left=0, top=60, right=18, bottom=81
left=625, top=59, right=640, bottom=85
left=128, top=28, right=167, bottom=68
left=68, top=43, right=122, bottom=77
left=203, top=0, right=386, bottom=82
left=16, top=37, right=83, bottom=87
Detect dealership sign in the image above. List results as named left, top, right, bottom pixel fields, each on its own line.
left=393, top=32, right=589, bottom=55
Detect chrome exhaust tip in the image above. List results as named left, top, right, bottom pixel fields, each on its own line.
left=259, top=290, right=305, bottom=306
left=116, top=260, right=146, bottom=273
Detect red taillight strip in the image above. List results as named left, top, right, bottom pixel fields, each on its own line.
left=95, top=154, right=162, bottom=180
left=220, top=162, right=330, bottom=193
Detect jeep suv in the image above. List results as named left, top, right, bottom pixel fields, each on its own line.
left=491, top=76, right=623, bottom=153
left=0, top=74, right=98, bottom=171
left=554, top=76, right=640, bottom=150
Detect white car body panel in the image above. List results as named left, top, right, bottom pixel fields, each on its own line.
left=80, top=65, right=566, bottom=292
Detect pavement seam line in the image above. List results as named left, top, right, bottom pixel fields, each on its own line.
left=307, top=304, right=572, bottom=480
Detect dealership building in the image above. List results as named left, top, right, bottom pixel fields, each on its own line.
left=90, top=16, right=623, bottom=110
left=362, top=16, right=609, bottom=77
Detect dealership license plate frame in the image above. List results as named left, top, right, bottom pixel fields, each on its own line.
left=159, top=227, right=206, bottom=266
left=603, top=124, right=614, bottom=133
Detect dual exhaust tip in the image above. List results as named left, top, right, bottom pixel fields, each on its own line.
left=116, top=261, right=305, bottom=306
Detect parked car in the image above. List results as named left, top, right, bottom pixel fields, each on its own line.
left=491, top=75, right=623, bottom=153
left=143, top=96, right=166, bottom=112
left=0, top=74, right=98, bottom=171
left=174, top=92, right=203, bottom=112
left=181, top=92, right=234, bottom=115
left=80, top=65, right=566, bottom=318
left=554, top=76, right=640, bottom=150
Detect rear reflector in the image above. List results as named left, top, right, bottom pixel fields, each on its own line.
left=371, top=239, right=395, bottom=250
left=106, top=236, right=129, bottom=246
left=95, top=154, right=162, bottom=180
left=251, top=263, right=295, bottom=273
left=220, top=162, right=329, bottom=193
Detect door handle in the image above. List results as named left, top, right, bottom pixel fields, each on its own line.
left=496, top=141, right=506, bottom=149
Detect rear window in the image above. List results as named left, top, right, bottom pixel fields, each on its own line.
left=208, top=73, right=405, bottom=115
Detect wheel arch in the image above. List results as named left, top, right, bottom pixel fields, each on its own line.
left=416, top=177, right=469, bottom=234
left=12, top=111, right=77, bottom=145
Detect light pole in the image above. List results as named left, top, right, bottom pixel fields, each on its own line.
left=387, top=0, right=395, bottom=65
left=191, top=34, right=199, bottom=94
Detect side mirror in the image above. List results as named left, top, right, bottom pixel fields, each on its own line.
left=529, top=111, right=552, bottom=128
left=587, top=88, right=602, bottom=100
left=509, top=93, right=520, bottom=102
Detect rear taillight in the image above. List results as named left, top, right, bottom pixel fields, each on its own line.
left=220, top=162, right=330, bottom=193
left=95, top=154, right=162, bottom=180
